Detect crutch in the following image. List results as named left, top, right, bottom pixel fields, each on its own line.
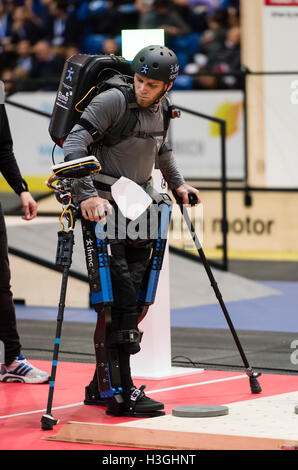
left=173, top=190, right=262, bottom=394
left=41, top=181, right=78, bottom=430
left=40, top=157, right=102, bottom=430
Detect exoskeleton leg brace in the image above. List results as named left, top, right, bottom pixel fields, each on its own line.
left=81, top=219, right=125, bottom=415
left=81, top=195, right=173, bottom=415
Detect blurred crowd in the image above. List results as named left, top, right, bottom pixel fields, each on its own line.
left=0, top=0, right=241, bottom=94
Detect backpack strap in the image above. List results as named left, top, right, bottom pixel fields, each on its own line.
left=78, top=117, right=101, bottom=141
left=102, top=86, right=139, bottom=146
left=103, top=83, right=169, bottom=143
left=76, top=84, right=138, bottom=145
left=77, top=84, right=176, bottom=146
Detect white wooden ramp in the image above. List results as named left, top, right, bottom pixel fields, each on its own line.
left=45, top=391, right=298, bottom=450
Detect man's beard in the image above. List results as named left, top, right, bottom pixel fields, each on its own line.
left=135, top=95, right=160, bottom=108
left=135, top=87, right=167, bottom=108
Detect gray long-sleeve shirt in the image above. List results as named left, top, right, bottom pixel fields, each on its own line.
left=63, top=86, right=185, bottom=203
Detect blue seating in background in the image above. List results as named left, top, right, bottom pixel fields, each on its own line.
left=169, top=33, right=201, bottom=57
left=81, top=34, right=107, bottom=54
left=117, top=4, right=137, bottom=13
left=175, top=52, right=188, bottom=72
left=172, top=75, right=194, bottom=90
left=115, top=34, right=122, bottom=52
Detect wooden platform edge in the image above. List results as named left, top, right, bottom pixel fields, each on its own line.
left=43, top=421, right=298, bottom=451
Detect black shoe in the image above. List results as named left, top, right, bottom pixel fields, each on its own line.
left=106, top=385, right=165, bottom=417
left=84, top=382, right=106, bottom=406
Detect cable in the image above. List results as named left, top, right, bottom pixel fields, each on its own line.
left=172, top=355, right=199, bottom=368
left=59, top=196, right=74, bottom=233
left=22, top=348, right=298, bottom=375
left=172, top=358, right=298, bottom=375
left=75, top=69, right=133, bottom=113
left=75, top=86, right=99, bottom=113
left=51, top=144, right=56, bottom=165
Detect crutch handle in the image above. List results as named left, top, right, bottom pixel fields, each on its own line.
left=188, top=193, right=198, bottom=206
left=172, top=189, right=198, bottom=206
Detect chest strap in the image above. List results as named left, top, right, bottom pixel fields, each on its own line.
left=78, top=117, right=167, bottom=143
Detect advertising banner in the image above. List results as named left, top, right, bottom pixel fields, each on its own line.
left=170, top=90, right=245, bottom=180
left=170, top=189, right=298, bottom=259
left=2, top=93, right=62, bottom=193
left=2, top=90, right=245, bottom=192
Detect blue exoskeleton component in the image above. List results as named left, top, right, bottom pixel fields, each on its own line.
left=81, top=219, right=113, bottom=307
left=138, top=200, right=173, bottom=306
left=81, top=218, right=119, bottom=406
left=92, top=220, right=113, bottom=305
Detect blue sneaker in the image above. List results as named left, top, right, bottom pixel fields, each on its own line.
left=0, top=354, right=50, bottom=383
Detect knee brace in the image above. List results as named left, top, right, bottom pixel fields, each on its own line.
left=109, top=312, right=143, bottom=355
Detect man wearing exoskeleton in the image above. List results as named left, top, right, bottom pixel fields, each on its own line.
left=62, top=45, right=201, bottom=417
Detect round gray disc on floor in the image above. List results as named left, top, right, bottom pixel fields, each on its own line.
left=295, top=405, right=298, bottom=414
left=172, top=405, right=229, bottom=418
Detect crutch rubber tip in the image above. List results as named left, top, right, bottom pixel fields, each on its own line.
left=41, top=414, right=59, bottom=430
left=249, top=376, right=262, bottom=394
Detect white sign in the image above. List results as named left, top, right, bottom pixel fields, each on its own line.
left=121, top=29, right=165, bottom=61
left=263, top=3, right=298, bottom=187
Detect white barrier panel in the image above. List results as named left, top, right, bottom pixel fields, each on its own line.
left=263, top=1, right=298, bottom=187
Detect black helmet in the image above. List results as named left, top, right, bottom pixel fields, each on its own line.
left=132, top=45, right=179, bottom=84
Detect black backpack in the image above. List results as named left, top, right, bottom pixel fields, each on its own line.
left=49, top=54, right=133, bottom=146
left=49, top=54, right=179, bottom=149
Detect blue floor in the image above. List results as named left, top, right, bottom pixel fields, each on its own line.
left=15, top=281, right=298, bottom=333
left=171, top=281, right=298, bottom=333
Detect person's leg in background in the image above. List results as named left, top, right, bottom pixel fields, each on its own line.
left=0, top=203, right=49, bottom=383
left=0, top=202, right=22, bottom=366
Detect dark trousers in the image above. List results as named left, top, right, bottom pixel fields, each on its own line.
left=109, top=239, right=152, bottom=321
left=0, top=203, right=21, bottom=365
